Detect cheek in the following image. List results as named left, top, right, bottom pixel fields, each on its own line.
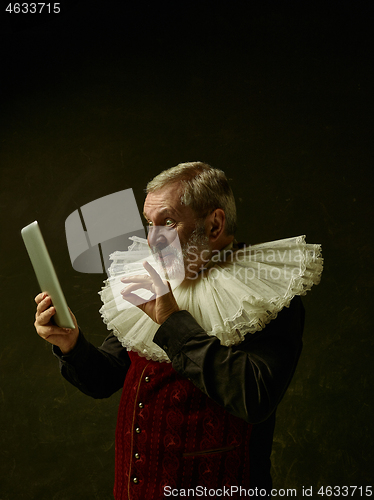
left=175, top=226, right=191, bottom=248
left=164, top=227, right=182, bottom=249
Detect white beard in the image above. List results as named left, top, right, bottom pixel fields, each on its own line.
left=151, top=221, right=210, bottom=281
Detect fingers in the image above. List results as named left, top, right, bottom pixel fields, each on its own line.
left=142, top=261, right=166, bottom=289
left=37, top=305, right=56, bottom=328
left=34, top=294, right=58, bottom=334
left=121, top=274, right=152, bottom=284
left=120, top=262, right=165, bottom=287
left=33, top=293, right=79, bottom=353
left=120, top=269, right=154, bottom=296
left=120, top=263, right=179, bottom=323
left=120, top=279, right=156, bottom=307
left=35, top=291, right=48, bottom=304
left=121, top=281, right=154, bottom=294
left=121, top=291, right=156, bottom=307
left=36, top=293, right=50, bottom=311
left=35, top=304, right=75, bottom=345
left=35, top=294, right=54, bottom=321
left=121, top=263, right=169, bottom=298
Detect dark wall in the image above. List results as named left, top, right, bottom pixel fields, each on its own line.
left=0, top=1, right=372, bottom=498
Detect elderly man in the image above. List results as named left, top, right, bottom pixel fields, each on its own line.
left=35, top=162, right=322, bottom=499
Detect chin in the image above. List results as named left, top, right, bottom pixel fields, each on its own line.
left=157, top=255, right=185, bottom=281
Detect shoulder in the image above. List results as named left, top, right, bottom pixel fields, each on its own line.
left=249, top=296, right=305, bottom=346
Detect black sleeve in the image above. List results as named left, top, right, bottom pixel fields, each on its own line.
left=153, top=296, right=305, bottom=424
left=53, top=330, right=131, bottom=399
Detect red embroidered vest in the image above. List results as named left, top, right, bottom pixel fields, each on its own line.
left=114, top=351, right=253, bottom=500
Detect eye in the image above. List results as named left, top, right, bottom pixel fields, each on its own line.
left=144, top=218, right=175, bottom=227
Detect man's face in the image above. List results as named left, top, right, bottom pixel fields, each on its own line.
left=143, top=182, right=211, bottom=280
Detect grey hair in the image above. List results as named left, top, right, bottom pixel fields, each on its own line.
left=146, top=161, right=237, bottom=235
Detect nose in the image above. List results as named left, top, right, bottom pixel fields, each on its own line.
left=147, top=226, right=166, bottom=248
left=147, top=226, right=178, bottom=249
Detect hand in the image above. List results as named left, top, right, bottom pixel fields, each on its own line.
left=120, top=261, right=180, bottom=324
left=34, top=292, right=79, bottom=354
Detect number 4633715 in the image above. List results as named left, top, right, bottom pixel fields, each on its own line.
left=5, top=3, right=61, bottom=14
left=317, top=486, right=372, bottom=496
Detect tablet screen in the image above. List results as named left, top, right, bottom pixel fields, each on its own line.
left=21, top=221, right=75, bottom=329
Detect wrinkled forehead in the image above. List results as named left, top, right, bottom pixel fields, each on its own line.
left=143, top=182, right=192, bottom=219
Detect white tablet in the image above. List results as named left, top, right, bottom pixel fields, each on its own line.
left=21, top=221, right=75, bottom=329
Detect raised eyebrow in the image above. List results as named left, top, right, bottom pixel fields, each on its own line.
left=143, top=208, right=177, bottom=220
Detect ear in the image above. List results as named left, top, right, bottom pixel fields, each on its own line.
left=207, top=209, right=226, bottom=242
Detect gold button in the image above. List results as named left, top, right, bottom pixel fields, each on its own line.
left=135, top=427, right=141, bottom=434
left=133, top=477, right=138, bottom=484
left=144, top=376, right=150, bottom=382
left=134, top=452, right=140, bottom=459
left=138, top=402, right=144, bottom=409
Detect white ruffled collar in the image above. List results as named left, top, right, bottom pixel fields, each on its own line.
left=99, top=235, right=323, bottom=363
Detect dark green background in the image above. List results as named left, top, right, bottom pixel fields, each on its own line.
left=0, top=1, right=372, bottom=498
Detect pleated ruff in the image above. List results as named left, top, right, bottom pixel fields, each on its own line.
left=99, top=235, right=323, bottom=363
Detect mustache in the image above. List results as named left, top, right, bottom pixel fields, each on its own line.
left=150, top=244, right=180, bottom=258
